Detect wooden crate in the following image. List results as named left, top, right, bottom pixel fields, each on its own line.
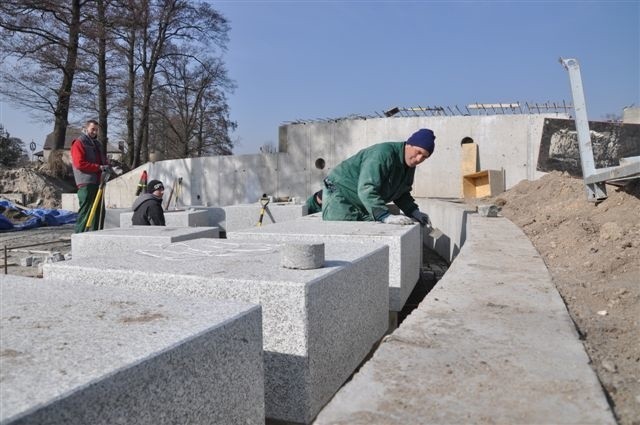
left=463, top=170, right=505, bottom=198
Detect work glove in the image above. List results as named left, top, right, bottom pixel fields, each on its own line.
left=411, top=210, right=431, bottom=226
left=381, top=214, right=415, bottom=225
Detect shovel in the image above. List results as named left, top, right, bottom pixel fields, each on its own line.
left=257, top=194, right=270, bottom=226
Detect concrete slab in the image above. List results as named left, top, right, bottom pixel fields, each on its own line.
left=314, top=214, right=615, bottom=425
left=193, top=202, right=307, bottom=233
left=104, top=207, right=130, bottom=229
left=71, top=226, right=219, bottom=259
left=228, top=216, right=421, bottom=311
left=120, top=209, right=210, bottom=228
left=0, top=275, right=264, bottom=425
left=44, top=239, right=389, bottom=424
left=61, top=193, right=78, bottom=212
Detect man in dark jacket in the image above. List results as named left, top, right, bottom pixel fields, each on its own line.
left=131, top=179, right=166, bottom=226
left=322, top=128, right=435, bottom=226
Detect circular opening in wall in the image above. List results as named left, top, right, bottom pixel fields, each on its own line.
left=315, top=158, right=326, bottom=170
left=461, top=137, right=474, bottom=145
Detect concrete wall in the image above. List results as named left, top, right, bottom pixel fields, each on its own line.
left=623, top=106, right=640, bottom=124
left=415, top=198, right=475, bottom=263
left=282, top=114, right=565, bottom=198
left=105, top=113, right=568, bottom=208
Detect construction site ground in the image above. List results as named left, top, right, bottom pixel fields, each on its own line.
left=1, top=167, right=638, bottom=424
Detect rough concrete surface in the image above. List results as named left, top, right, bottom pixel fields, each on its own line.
left=43, top=239, right=389, bottom=424
left=71, top=225, right=219, bottom=258
left=0, top=275, right=264, bottom=425
left=229, top=217, right=421, bottom=311
left=314, top=214, right=615, bottom=425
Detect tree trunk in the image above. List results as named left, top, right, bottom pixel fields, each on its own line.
left=48, top=0, right=81, bottom=174
left=125, top=26, right=136, bottom=168
left=97, top=0, right=108, bottom=155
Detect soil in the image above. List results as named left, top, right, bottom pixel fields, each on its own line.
left=0, top=165, right=76, bottom=209
left=1, top=166, right=639, bottom=424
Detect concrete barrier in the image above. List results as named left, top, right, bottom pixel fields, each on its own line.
left=229, top=216, right=421, bottom=312
left=415, top=198, right=475, bottom=262
left=314, top=209, right=615, bottom=424
left=44, top=239, right=389, bottom=424
left=190, top=202, right=308, bottom=233
left=120, top=209, right=210, bottom=228
left=71, top=226, right=219, bottom=259
left=104, top=208, right=130, bottom=229
left=0, top=275, right=264, bottom=425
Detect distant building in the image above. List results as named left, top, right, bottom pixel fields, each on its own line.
left=42, top=126, right=123, bottom=163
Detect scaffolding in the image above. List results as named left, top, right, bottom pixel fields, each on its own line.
left=284, top=101, right=571, bottom=125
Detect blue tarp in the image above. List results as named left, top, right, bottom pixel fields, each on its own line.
left=0, top=200, right=77, bottom=232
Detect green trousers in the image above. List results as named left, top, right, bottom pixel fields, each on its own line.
left=75, top=184, right=104, bottom=233
left=321, top=186, right=373, bottom=221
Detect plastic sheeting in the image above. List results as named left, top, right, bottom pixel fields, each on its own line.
left=0, top=200, right=77, bottom=232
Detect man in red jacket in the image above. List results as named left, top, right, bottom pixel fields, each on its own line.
left=70, top=119, right=110, bottom=232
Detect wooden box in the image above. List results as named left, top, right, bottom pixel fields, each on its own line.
left=463, top=170, right=505, bottom=198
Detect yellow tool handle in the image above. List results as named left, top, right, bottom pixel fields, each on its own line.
left=84, top=188, right=103, bottom=231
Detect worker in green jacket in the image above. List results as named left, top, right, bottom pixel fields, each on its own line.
left=322, top=128, right=435, bottom=226
left=305, top=190, right=323, bottom=214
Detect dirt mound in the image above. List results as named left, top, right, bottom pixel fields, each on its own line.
left=0, top=166, right=76, bottom=209
left=490, top=171, right=640, bottom=425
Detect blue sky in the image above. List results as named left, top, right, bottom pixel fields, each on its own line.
left=1, top=0, right=638, bottom=155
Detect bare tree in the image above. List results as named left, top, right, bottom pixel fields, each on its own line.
left=1, top=0, right=235, bottom=170
left=259, top=142, right=277, bottom=154
left=124, top=0, right=229, bottom=167
left=154, top=53, right=235, bottom=158
left=0, top=0, right=85, bottom=174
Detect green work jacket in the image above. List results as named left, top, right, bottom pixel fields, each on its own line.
left=305, top=194, right=322, bottom=214
left=326, top=142, right=419, bottom=221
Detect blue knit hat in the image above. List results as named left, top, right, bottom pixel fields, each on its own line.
left=406, top=129, right=436, bottom=154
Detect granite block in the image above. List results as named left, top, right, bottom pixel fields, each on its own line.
left=120, top=209, right=210, bottom=228
left=104, top=208, right=130, bottom=229
left=229, top=217, right=421, bottom=311
left=71, top=226, right=219, bottom=259
left=0, top=275, right=264, bottom=425
left=190, top=203, right=307, bottom=232
left=44, top=239, right=389, bottom=424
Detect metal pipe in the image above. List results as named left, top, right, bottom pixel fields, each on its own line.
left=559, top=57, right=596, bottom=177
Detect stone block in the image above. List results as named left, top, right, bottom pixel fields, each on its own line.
left=104, top=208, right=130, bottom=229
left=44, top=238, right=389, bottom=424
left=191, top=202, right=307, bottom=233
left=61, top=193, right=78, bottom=212
left=120, top=209, right=210, bottom=228
left=0, top=275, right=264, bottom=425
left=229, top=216, right=421, bottom=311
left=71, top=226, right=220, bottom=259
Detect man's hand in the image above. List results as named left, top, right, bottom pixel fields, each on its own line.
left=411, top=210, right=431, bottom=226
left=382, top=214, right=415, bottom=225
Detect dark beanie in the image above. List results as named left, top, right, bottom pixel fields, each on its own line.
left=147, top=180, right=164, bottom=193
left=406, top=128, right=436, bottom=154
